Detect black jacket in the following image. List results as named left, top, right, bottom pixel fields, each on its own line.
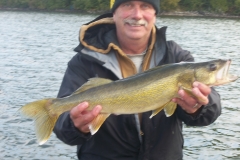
left=54, top=13, right=221, bottom=160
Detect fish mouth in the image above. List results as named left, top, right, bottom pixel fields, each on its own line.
left=215, top=59, right=238, bottom=85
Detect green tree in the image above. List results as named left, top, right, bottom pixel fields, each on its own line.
left=235, top=0, right=240, bottom=9
left=0, top=0, right=239, bottom=15
left=233, top=0, right=240, bottom=14
left=201, top=0, right=211, bottom=10
left=72, top=0, right=108, bottom=11
left=73, top=0, right=96, bottom=10
left=160, top=0, right=180, bottom=11
left=72, top=0, right=85, bottom=10
left=179, top=0, right=204, bottom=10
left=210, top=0, right=228, bottom=12
left=0, top=0, right=22, bottom=7
left=97, top=0, right=109, bottom=10
left=46, top=0, right=66, bottom=9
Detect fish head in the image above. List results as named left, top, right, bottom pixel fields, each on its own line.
left=193, top=59, right=238, bottom=86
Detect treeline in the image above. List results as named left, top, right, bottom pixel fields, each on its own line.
left=0, top=0, right=240, bottom=15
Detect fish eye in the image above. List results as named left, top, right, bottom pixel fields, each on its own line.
left=209, top=63, right=217, bottom=71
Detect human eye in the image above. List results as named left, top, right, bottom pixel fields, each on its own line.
left=121, top=2, right=132, bottom=8
left=141, top=3, right=153, bottom=9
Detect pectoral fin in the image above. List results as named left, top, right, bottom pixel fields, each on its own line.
left=181, top=87, right=194, bottom=97
left=88, top=113, right=110, bottom=135
left=150, top=105, right=165, bottom=118
left=164, top=101, right=177, bottom=117
left=150, top=101, right=177, bottom=119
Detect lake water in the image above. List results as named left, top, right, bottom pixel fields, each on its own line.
left=0, top=11, right=239, bottom=160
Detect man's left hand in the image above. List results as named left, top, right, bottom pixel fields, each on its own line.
left=172, top=81, right=211, bottom=114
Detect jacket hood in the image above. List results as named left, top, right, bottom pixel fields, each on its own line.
left=77, top=13, right=157, bottom=56
left=75, top=13, right=167, bottom=78
left=77, top=13, right=117, bottom=54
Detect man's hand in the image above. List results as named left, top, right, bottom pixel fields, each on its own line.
left=70, top=102, right=102, bottom=133
left=172, top=81, right=211, bottom=114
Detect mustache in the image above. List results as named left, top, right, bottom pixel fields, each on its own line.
left=123, top=19, right=148, bottom=27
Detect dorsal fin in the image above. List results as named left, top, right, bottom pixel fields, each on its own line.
left=71, top=78, right=113, bottom=95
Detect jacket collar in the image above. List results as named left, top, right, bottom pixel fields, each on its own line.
left=76, top=13, right=167, bottom=79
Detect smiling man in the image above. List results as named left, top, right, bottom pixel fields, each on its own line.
left=54, top=0, right=222, bottom=159
left=113, top=1, right=156, bottom=45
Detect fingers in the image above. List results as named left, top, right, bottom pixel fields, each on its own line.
left=193, top=81, right=211, bottom=96
left=70, top=102, right=89, bottom=119
left=172, top=90, right=200, bottom=114
left=70, top=102, right=102, bottom=133
left=192, top=88, right=209, bottom=105
left=172, top=82, right=211, bottom=114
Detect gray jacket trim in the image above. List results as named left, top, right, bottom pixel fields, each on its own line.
left=81, top=48, right=123, bottom=79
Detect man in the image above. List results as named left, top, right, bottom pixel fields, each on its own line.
left=54, top=0, right=221, bottom=159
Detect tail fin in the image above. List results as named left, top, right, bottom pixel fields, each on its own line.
left=20, top=99, right=58, bottom=145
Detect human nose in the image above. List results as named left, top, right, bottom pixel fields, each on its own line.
left=131, top=6, right=143, bottom=19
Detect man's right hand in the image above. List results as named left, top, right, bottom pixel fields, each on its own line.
left=70, top=102, right=102, bottom=134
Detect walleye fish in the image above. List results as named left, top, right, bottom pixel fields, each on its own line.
left=20, top=59, right=238, bottom=145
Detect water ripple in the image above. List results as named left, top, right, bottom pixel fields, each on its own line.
left=0, top=11, right=239, bottom=159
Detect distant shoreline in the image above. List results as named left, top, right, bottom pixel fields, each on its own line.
left=1, top=7, right=240, bottom=19
left=160, top=11, right=240, bottom=19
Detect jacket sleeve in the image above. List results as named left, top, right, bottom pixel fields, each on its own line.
left=167, top=40, right=222, bottom=126
left=53, top=53, right=92, bottom=145
left=176, top=88, right=221, bottom=126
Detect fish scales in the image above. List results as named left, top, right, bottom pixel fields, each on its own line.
left=54, top=64, right=182, bottom=114
left=20, top=59, right=238, bottom=144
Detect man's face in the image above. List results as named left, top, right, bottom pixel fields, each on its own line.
left=113, top=1, right=156, bottom=41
